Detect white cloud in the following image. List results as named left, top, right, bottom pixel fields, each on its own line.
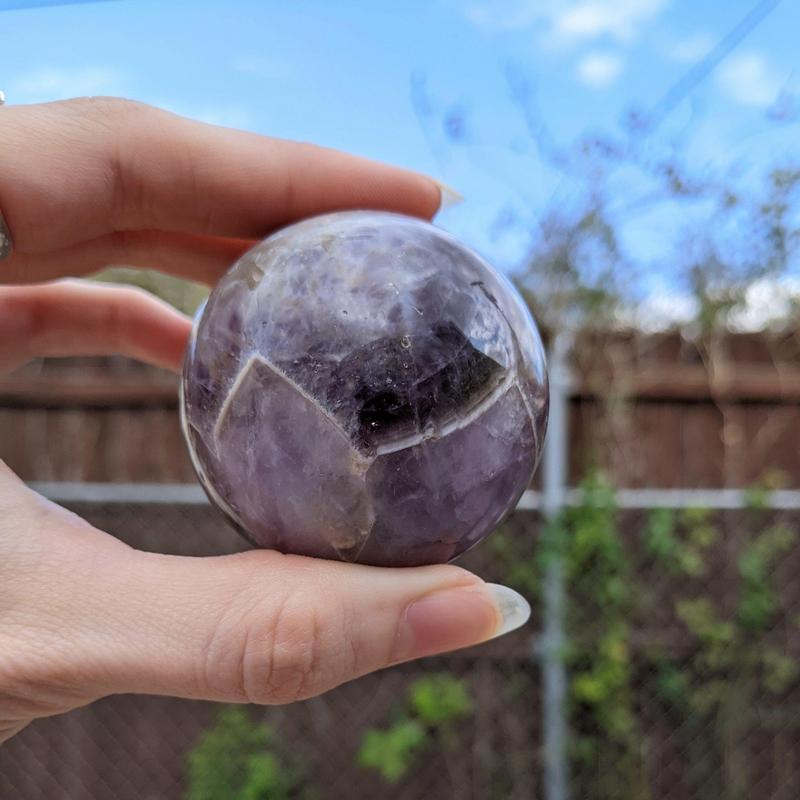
left=729, top=277, right=800, bottom=331
left=555, top=0, right=667, bottom=43
left=664, top=31, right=714, bottom=63
left=464, top=0, right=667, bottom=43
left=716, top=52, right=783, bottom=108
left=620, top=291, right=698, bottom=331
left=576, top=52, right=623, bottom=87
left=10, top=66, right=123, bottom=104
left=620, top=277, right=800, bottom=332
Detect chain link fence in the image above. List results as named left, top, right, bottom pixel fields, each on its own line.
left=1, top=496, right=799, bottom=799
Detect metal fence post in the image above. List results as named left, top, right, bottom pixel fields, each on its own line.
left=537, top=332, right=572, bottom=800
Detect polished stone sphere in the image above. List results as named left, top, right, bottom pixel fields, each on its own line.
left=181, top=211, right=548, bottom=567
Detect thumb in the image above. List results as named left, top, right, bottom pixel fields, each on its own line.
left=85, top=548, right=530, bottom=705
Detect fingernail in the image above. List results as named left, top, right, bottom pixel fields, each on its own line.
left=0, top=211, right=12, bottom=261
left=432, top=179, right=464, bottom=211
left=485, top=583, right=531, bottom=638
left=393, top=581, right=530, bottom=662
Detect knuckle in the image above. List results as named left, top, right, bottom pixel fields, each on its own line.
left=82, top=274, right=131, bottom=349
left=211, top=587, right=350, bottom=706
left=106, top=284, right=144, bottom=338
left=87, top=268, right=152, bottom=348
left=67, top=96, right=148, bottom=120
left=255, top=592, right=329, bottom=704
left=116, top=283, right=154, bottom=306
left=102, top=104, right=162, bottom=230
left=52, top=97, right=150, bottom=142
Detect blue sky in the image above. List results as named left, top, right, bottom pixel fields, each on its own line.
left=2, top=0, right=799, bottom=288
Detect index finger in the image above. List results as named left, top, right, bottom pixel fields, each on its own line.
left=116, top=111, right=445, bottom=239
left=0, top=98, right=444, bottom=257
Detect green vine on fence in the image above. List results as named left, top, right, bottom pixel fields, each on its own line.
left=557, top=476, right=648, bottom=800
left=491, top=476, right=646, bottom=800
left=185, top=707, right=313, bottom=800
left=644, top=479, right=798, bottom=799
left=357, top=673, right=473, bottom=784
left=491, top=471, right=799, bottom=800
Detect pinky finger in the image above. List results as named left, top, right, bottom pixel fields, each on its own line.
left=0, top=279, right=193, bottom=374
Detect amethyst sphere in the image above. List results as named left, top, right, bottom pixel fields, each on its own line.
left=181, top=211, right=548, bottom=567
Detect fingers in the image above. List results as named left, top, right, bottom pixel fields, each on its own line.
left=111, top=111, right=443, bottom=239
left=82, top=548, right=529, bottom=705
left=0, top=98, right=443, bottom=270
left=1, top=229, right=253, bottom=285
left=0, top=280, right=192, bottom=373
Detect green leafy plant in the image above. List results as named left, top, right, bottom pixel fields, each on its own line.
left=761, top=647, right=800, bottom=695
left=555, top=476, right=648, bottom=800
left=737, top=524, right=795, bottom=631
left=358, top=720, right=427, bottom=783
left=647, top=477, right=798, bottom=799
left=644, top=507, right=717, bottom=577
left=358, top=674, right=473, bottom=784
left=410, top=673, right=473, bottom=725
left=498, top=472, right=800, bottom=800
left=186, top=707, right=310, bottom=800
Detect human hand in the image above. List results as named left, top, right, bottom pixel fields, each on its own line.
left=0, top=98, right=529, bottom=744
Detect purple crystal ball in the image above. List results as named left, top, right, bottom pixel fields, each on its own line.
left=181, top=211, right=548, bottom=567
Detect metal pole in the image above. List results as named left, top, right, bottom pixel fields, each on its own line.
left=538, top=332, right=571, bottom=800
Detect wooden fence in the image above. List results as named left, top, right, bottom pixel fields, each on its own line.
left=3, top=330, right=800, bottom=487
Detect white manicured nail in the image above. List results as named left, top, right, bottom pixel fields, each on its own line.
left=486, top=583, right=531, bottom=638
left=432, top=180, right=464, bottom=210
